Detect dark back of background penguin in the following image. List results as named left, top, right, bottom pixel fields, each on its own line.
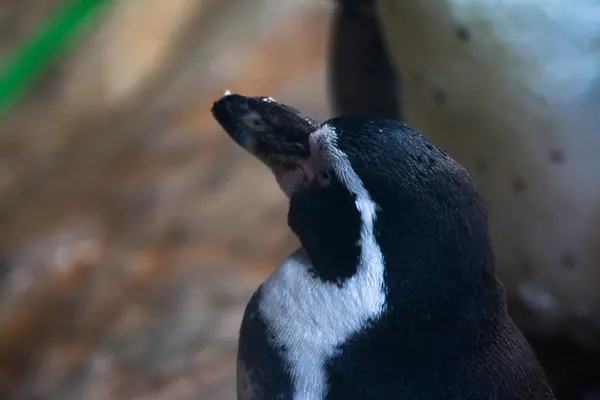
left=212, top=93, right=556, bottom=400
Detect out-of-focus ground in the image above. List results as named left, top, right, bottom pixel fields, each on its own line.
left=0, top=1, right=333, bottom=398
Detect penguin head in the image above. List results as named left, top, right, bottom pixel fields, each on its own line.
left=212, top=93, right=504, bottom=331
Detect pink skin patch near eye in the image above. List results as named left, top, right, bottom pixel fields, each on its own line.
left=274, top=150, right=332, bottom=198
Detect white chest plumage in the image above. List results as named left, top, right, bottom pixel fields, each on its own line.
left=376, top=0, right=600, bottom=342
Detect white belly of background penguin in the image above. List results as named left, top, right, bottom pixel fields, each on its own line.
left=212, top=93, right=555, bottom=399
left=375, top=0, right=600, bottom=343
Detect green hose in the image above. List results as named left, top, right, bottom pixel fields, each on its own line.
left=0, top=0, right=113, bottom=119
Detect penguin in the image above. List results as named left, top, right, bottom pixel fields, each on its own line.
left=328, top=1, right=600, bottom=397
left=211, top=93, right=556, bottom=400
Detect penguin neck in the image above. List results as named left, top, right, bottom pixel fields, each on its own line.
left=296, top=235, right=508, bottom=358
left=298, top=230, right=508, bottom=344
left=361, top=190, right=509, bottom=354
left=289, top=185, right=508, bottom=355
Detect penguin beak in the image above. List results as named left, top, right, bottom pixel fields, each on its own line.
left=211, top=93, right=318, bottom=171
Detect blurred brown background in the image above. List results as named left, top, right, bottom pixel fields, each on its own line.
left=0, top=1, right=333, bottom=398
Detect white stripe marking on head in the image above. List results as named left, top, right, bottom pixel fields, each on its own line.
left=259, top=124, right=387, bottom=399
